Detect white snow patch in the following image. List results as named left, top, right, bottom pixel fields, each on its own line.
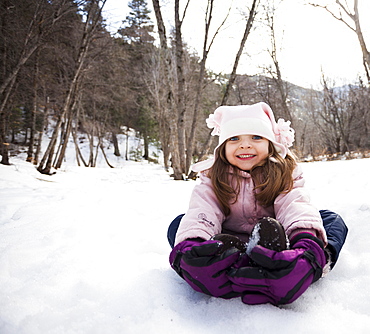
left=1, top=154, right=370, bottom=333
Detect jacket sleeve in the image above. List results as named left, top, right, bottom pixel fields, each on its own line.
left=174, top=171, right=225, bottom=246
left=274, top=165, right=328, bottom=245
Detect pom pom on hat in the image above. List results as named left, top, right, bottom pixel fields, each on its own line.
left=276, top=119, right=295, bottom=148
left=192, top=102, right=295, bottom=172
left=206, top=113, right=221, bottom=136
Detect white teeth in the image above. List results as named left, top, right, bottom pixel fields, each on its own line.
left=238, top=154, right=254, bottom=158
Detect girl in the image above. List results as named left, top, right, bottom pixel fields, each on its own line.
left=168, top=102, right=348, bottom=305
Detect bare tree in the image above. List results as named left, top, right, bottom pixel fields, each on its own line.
left=145, top=48, right=171, bottom=169
left=26, top=49, right=40, bottom=164
left=262, top=1, right=292, bottom=121
left=346, top=79, right=370, bottom=150
left=37, top=0, right=107, bottom=174
left=0, top=0, right=78, bottom=165
left=174, top=0, right=190, bottom=172
left=151, top=0, right=183, bottom=179
left=221, top=0, right=260, bottom=105
left=185, top=0, right=231, bottom=174
left=310, top=0, right=370, bottom=84
left=195, top=0, right=260, bottom=168
left=314, top=75, right=353, bottom=154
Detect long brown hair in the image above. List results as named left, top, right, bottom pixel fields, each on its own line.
left=207, top=141, right=297, bottom=216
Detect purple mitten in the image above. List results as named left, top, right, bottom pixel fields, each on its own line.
left=170, top=239, right=241, bottom=298
left=228, top=233, right=326, bottom=305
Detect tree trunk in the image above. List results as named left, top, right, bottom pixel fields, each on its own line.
left=34, top=102, right=48, bottom=166
left=186, top=0, right=213, bottom=174
left=352, top=0, right=370, bottom=83
left=27, top=49, right=40, bottom=163
left=174, top=0, right=187, bottom=172
left=152, top=0, right=183, bottom=179
left=100, top=142, right=114, bottom=168
left=184, top=0, right=232, bottom=174
left=72, top=127, right=88, bottom=167
left=0, top=113, right=10, bottom=165
left=112, top=131, right=120, bottom=156
left=37, top=116, right=62, bottom=174
left=0, top=75, right=17, bottom=165
left=93, top=136, right=100, bottom=167
left=162, top=137, right=170, bottom=171
left=54, top=110, right=74, bottom=169
left=125, top=130, right=129, bottom=161
left=143, top=132, right=149, bottom=160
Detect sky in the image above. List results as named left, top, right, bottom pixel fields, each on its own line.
left=102, top=0, right=370, bottom=89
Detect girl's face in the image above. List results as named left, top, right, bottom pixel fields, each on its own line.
left=225, top=134, right=269, bottom=171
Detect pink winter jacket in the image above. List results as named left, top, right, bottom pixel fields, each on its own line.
left=174, top=165, right=327, bottom=246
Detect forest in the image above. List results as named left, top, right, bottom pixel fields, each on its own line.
left=0, top=0, right=369, bottom=179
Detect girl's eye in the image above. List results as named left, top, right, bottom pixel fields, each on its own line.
left=252, top=135, right=263, bottom=140
left=229, top=136, right=239, bottom=141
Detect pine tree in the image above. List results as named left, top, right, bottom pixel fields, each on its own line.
left=116, top=0, right=156, bottom=161
left=118, top=0, right=154, bottom=44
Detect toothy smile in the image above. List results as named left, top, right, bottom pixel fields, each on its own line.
left=237, top=154, right=255, bottom=158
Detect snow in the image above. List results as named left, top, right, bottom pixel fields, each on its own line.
left=1, top=146, right=370, bottom=333
left=246, top=223, right=260, bottom=255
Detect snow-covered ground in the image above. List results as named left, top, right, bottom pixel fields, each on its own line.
left=1, top=148, right=370, bottom=333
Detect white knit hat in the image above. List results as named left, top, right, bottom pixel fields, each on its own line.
left=192, top=102, right=295, bottom=172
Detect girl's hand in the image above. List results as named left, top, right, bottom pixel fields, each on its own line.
left=228, top=233, right=326, bottom=305
left=169, top=239, right=242, bottom=298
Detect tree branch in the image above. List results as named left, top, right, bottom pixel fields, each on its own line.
left=308, top=2, right=355, bottom=32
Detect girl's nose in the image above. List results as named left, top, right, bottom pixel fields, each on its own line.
left=240, top=139, right=252, bottom=148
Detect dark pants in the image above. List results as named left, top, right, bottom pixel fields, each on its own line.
left=167, top=210, right=348, bottom=269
